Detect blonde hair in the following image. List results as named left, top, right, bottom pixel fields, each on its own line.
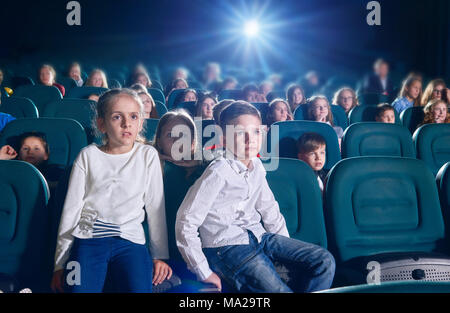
left=422, top=99, right=450, bottom=125
left=94, top=88, right=146, bottom=144
left=421, top=79, right=446, bottom=106
left=399, top=76, right=422, bottom=107
left=138, top=90, right=158, bottom=119
left=307, top=95, right=335, bottom=126
left=86, top=69, right=108, bottom=88
left=39, top=64, right=56, bottom=84
left=332, top=87, right=359, bottom=112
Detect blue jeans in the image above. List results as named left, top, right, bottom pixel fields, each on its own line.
left=64, top=237, right=153, bottom=293
left=203, top=232, right=335, bottom=293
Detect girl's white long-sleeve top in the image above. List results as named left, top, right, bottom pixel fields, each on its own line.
left=54, top=142, right=169, bottom=271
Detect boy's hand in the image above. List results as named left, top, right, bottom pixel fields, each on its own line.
left=203, top=272, right=222, bottom=291
left=152, top=259, right=173, bottom=285
left=50, top=269, right=64, bottom=293
left=0, top=145, right=17, bottom=160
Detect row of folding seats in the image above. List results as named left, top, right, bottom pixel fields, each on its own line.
left=3, top=155, right=450, bottom=291
left=266, top=120, right=450, bottom=175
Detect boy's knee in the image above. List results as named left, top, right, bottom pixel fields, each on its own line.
left=318, top=249, right=336, bottom=276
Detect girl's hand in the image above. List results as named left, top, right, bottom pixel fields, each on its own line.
left=152, top=259, right=173, bottom=285
left=0, top=145, right=17, bottom=160
left=50, top=269, right=64, bottom=293
left=202, top=272, right=222, bottom=291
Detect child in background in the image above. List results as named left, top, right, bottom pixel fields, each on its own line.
left=286, top=84, right=306, bottom=114
left=420, top=99, right=450, bottom=125
left=68, top=62, right=84, bottom=87
left=307, top=95, right=344, bottom=144
left=173, top=89, right=198, bottom=108
left=242, top=83, right=263, bottom=103
left=375, top=103, right=396, bottom=124
left=176, top=100, right=335, bottom=293
left=332, top=87, right=359, bottom=115
left=421, top=79, right=450, bottom=106
left=138, top=91, right=157, bottom=119
left=296, top=133, right=327, bottom=192
left=39, top=64, right=65, bottom=96
left=85, top=69, right=108, bottom=88
left=131, top=72, right=152, bottom=89
left=195, top=93, right=217, bottom=120
left=51, top=88, right=171, bottom=293
left=391, top=76, right=422, bottom=113
left=266, top=98, right=293, bottom=126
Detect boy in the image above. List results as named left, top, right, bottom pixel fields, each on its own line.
left=375, top=103, right=396, bottom=123
left=296, top=133, right=327, bottom=192
left=175, top=101, right=335, bottom=292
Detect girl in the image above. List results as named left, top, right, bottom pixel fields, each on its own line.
left=332, top=87, right=359, bottom=115
left=165, top=78, right=189, bottom=98
left=266, top=98, right=293, bottom=126
left=154, top=109, right=200, bottom=171
left=138, top=90, right=157, bottom=119
left=307, top=95, right=344, bottom=143
left=421, top=79, right=449, bottom=106
left=420, top=99, right=450, bottom=125
left=39, top=64, right=65, bottom=96
left=50, top=88, right=171, bottom=293
left=173, top=89, right=198, bottom=108
left=85, top=69, right=108, bottom=88
left=131, top=72, right=152, bottom=89
left=68, top=62, right=84, bottom=87
left=195, top=93, right=217, bottom=120
left=391, top=76, right=422, bottom=113
left=286, top=84, right=306, bottom=113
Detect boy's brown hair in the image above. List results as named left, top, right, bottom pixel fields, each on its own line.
left=296, top=132, right=326, bottom=155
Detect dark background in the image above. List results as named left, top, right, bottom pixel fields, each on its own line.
left=0, top=0, right=448, bottom=84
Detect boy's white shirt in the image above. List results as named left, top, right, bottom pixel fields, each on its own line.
left=54, top=142, right=169, bottom=271
left=175, top=155, right=289, bottom=281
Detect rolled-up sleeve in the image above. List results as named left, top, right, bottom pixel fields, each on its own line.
left=175, top=167, right=225, bottom=281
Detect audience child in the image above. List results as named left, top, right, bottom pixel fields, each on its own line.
left=420, top=99, right=450, bottom=125
left=85, top=69, right=108, bottom=88
left=195, top=93, right=217, bottom=120
left=68, top=62, right=84, bottom=87
left=391, top=76, right=422, bottom=113
left=173, top=89, right=198, bottom=109
left=50, top=88, right=171, bottom=293
left=332, top=87, right=359, bottom=115
left=375, top=103, right=396, bottom=124
left=266, top=98, right=293, bottom=126
left=242, top=83, right=264, bottom=103
left=307, top=95, right=344, bottom=144
left=175, top=100, right=335, bottom=293
left=296, top=132, right=328, bottom=192
left=286, top=84, right=307, bottom=113
left=138, top=90, right=157, bottom=119
left=421, top=79, right=449, bottom=106
left=39, top=64, right=65, bottom=96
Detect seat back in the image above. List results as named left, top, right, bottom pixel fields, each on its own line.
left=218, top=89, right=243, bottom=101
left=266, top=120, right=341, bottom=170
left=167, top=88, right=185, bottom=109
left=293, top=104, right=348, bottom=129
left=42, top=99, right=97, bottom=143
left=0, top=97, right=39, bottom=118
left=349, top=105, right=401, bottom=125
left=148, top=88, right=165, bottom=104
left=357, top=92, right=389, bottom=106
left=66, top=86, right=108, bottom=99
left=0, top=160, right=51, bottom=291
left=324, top=157, right=445, bottom=263
left=143, top=118, right=160, bottom=142
left=266, top=90, right=286, bottom=102
left=0, top=118, right=88, bottom=168
left=413, top=123, right=450, bottom=175
left=10, top=76, right=34, bottom=89
left=400, top=106, right=425, bottom=134
left=154, top=100, right=168, bottom=118
left=13, top=85, right=62, bottom=114
left=57, top=77, right=78, bottom=93
left=263, top=158, right=327, bottom=247
left=177, top=101, right=196, bottom=116
left=437, top=162, right=450, bottom=248
left=342, top=122, right=415, bottom=158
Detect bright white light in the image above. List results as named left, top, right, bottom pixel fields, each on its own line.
left=244, top=20, right=259, bottom=37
